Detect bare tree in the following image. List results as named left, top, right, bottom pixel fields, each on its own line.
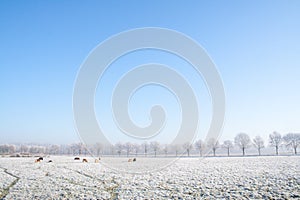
left=58, top=144, right=66, bottom=155
left=93, top=143, right=103, bottom=156
left=207, top=138, right=219, bottom=157
left=253, top=136, right=264, bottom=156
left=222, top=140, right=233, bottom=156
left=269, top=131, right=282, bottom=155
left=234, top=133, right=251, bottom=156
left=109, top=144, right=115, bottom=156
left=283, top=133, right=300, bottom=155
left=172, top=144, right=181, bottom=157
left=115, top=142, right=123, bottom=157
left=62, top=144, right=71, bottom=155
left=9, top=144, right=15, bottom=154
left=40, top=146, right=46, bottom=154
left=20, top=145, right=29, bottom=154
left=162, top=144, right=168, bottom=157
left=124, top=142, right=133, bottom=157
left=0, top=144, right=16, bottom=155
left=73, top=143, right=84, bottom=155
left=49, top=145, right=60, bottom=155
left=8, top=145, right=16, bottom=154
left=29, top=145, right=44, bottom=155
left=71, top=143, right=83, bottom=155
left=29, top=146, right=36, bottom=154
left=141, top=142, right=148, bottom=157
left=182, top=142, right=192, bottom=157
left=0, top=145, right=6, bottom=154
left=150, top=141, right=160, bottom=157
left=68, top=144, right=75, bottom=155
left=82, top=143, right=89, bottom=155
left=194, top=139, right=204, bottom=157
left=132, top=143, right=140, bottom=156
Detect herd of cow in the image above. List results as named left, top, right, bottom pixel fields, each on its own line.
left=34, top=157, right=137, bottom=163
left=34, top=157, right=52, bottom=163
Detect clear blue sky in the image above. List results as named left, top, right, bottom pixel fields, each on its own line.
left=1, top=1, right=300, bottom=144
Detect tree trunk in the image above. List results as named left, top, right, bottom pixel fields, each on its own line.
left=199, top=150, right=202, bottom=157
left=213, top=148, right=216, bottom=157
left=187, top=149, right=190, bottom=157
left=242, top=147, right=245, bottom=156
left=258, top=148, right=261, bottom=156
left=227, top=148, right=230, bottom=157
left=294, top=147, right=297, bottom=155
left=276, top=146, right=278, bottom=155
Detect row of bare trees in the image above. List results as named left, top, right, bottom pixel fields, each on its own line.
left=203, top=132, right=300, bottom=157
left=1, top=132, right=299, bottom=157
left=0, top=144, right=87, bottom=156
left=200, top=132, right=300, bottom=157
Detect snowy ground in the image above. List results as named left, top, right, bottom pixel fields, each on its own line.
left=0, top=156, right=299, bottom=199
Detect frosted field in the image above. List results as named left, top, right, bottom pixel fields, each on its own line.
left=0, top=156, right=299, bottom=199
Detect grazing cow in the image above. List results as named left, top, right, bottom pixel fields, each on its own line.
left=133, top=158, right=136, bottom=162
left=128, top=159, right=133, bottom=162
left=47, top=160, right=53, bottom=163
left=82, top=158, right=88, bottom=163
left=38, top=157, right=43, bottom=161
left=74, top=157, right=80, bottom=160
left=95, top=159, right=99, bottom=163
left=35, top=159, right=41, bottom=163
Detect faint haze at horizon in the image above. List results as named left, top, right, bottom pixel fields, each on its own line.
left=0, top=1, right=300, bottom=144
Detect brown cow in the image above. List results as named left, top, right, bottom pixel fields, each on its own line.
left=128, top=159, right=133, bottom=162
left=35, top=159, right=41, bottom=163
left=82, top=158, right=88, bottom=163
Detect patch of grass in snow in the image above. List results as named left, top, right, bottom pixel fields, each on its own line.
left=0, top=167, right=20, bottom=199
left=106, top=177, right=120, bottom=200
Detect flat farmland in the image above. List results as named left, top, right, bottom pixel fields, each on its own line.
left=0, top=156, right=299, bottom=199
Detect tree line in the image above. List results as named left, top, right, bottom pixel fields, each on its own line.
left=0, top=132, right=299, bottom=157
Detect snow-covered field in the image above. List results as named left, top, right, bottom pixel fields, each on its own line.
left=0, top=156, right=299, bottom=199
